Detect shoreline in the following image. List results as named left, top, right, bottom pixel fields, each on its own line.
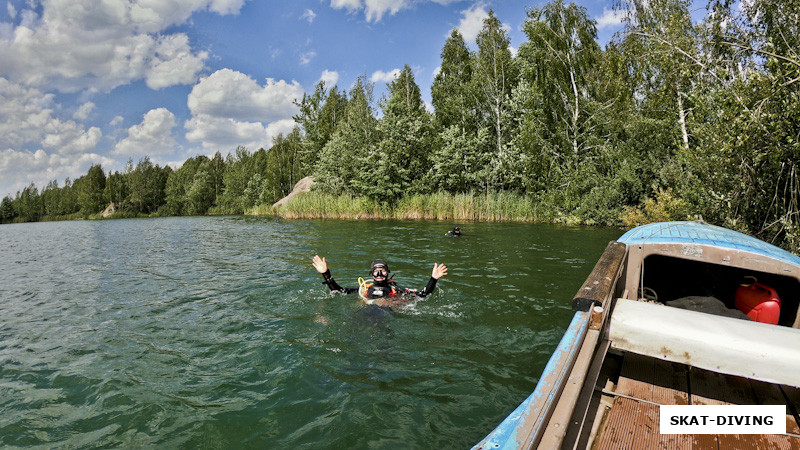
left=0, top=190, right=655, bottom=229
left=258, top=191, right=627, bottom=227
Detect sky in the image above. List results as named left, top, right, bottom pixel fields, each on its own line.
left=0, top=0, right=630, bottom=199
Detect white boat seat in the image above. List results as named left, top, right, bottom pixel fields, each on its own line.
left=609, top=298, right=800, bottom=388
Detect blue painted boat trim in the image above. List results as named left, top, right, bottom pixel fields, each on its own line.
left=473, top=311, right=590, bottom=450
left=618, top=221, right=800, bottom=267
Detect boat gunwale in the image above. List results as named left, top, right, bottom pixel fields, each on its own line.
left=474, top=221, right=800, bottom=449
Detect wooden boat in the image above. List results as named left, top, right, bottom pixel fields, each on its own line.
left=474, top=221, right=800, bottom=449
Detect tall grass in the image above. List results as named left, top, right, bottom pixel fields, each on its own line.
left=253, top=193, right=386, bottom=219
left=260, top=191, right=562, bottom=222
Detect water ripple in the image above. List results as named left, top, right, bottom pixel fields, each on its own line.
left=0, top=217, right=621, bottom=448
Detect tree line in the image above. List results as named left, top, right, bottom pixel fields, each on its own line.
left=1, top=130, right=303, bottom=222
left=2, top=0, right=798, bottom=251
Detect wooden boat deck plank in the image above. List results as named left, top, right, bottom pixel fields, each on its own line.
left=782, top=385, right=800, bottom=433
left=690, top=368, right=800, bottom=448
left=596, top=397, right=666, bottom=450
left=689, top=366, right=738, bottom=406
left=616, top=353, right=655, bottom=401
left=596, top=354, right=800, bottom=449
left=652, top=358, right=689, bottom=406
left=598, top=354, right=693, bottom=449
left=750, top=380, right=800, bottom=435
left=696, top=371, right=798, bottom=450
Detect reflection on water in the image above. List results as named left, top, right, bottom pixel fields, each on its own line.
left=0, top=216, right=621, bottom=448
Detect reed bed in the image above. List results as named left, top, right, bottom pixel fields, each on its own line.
left=262, top=191, right=555, bottom=222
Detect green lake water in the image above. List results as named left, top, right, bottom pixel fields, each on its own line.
left=0, top=217, right=622, bottom=448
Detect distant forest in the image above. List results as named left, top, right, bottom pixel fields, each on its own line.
left=2, top=0, right=798, bottom=251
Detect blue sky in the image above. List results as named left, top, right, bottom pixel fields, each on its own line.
left=0, top=0, right=630, bottom=198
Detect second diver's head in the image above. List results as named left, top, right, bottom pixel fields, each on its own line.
left=452, top=226, right=462, bottom=236
left=370, top=259, right=390, bottom=286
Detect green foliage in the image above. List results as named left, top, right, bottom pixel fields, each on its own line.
left=518, top=0, right=601, bottom=165
left=15, top=183, right=42, bottom=222
left=59, top=178, right=79, bottom=216
left=105, top=171, right=128, bottom=209
left=428, top=126, right=491, bottom=193
left=218, top=146, right=270, bottom=213
left=293, top=82, right=348, bottom=176
left=313, top=77, right=379, bottom=195
left=162, top=155, right=213, bottom=216
left=264, top=128, right=304, bottom=204
left=1, top=196, right=14, bottom=222
left=4, top=0, right=799, bottom=252
left=41, top=180, right=60, bottom=218
left=431, top=29, right=476, bottom=133
left=274, top=191, right=539, bottom=221
left=272, top=191, right=383, bottom=219
left=78, top=164, right=106, bottom=214
left=186, top=170, right=215, bottom=215
left=621, top=188, right=691, bottom=227
left=473, top=9, right=518, bottom=188
left=127, top=157, right=170, bottom=214
left=353, top=66, right=434, bottom=203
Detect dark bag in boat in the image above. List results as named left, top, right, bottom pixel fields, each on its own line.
left=666, top=296, right=752, bottom=321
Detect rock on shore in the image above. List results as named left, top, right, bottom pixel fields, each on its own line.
left=102, top=202, right=116, bottom=218
left=273, top=176, right=314, bottom=207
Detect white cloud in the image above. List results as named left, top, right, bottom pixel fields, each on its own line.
left=0, top=147, right=116, bottom=198
left=0, top=77, right=110, bottom=196
left=596, top=8, right=626, bottom=30
left=300, top=9, right=317, bottom=23
left=320, top=70, right=340, bottom=86
left=109, top=116, right=124, bottom=127
left=0, top=22, right=11, bottom=40
left=1, top=27, right=206, bottom=93
left=330, top=0, right=412, bottom=22
left=0, top=77, right=101, bottom=155
left=7, top=2, right=16, bottom=19
left=364, top=0, right=410, bottom=22
left=113, top=108, right=177, bottom=157
left=185, top=114, right=269, bottom=152
left=42, top=122, right=102, bottom=155
left=187, top=69, right=303, bottom=123
left=0, top=0, right=245, bottom=93
left=457, top=4, right=488, bottom=42
left=73, top=101, right=95, bottom=121
left=457, top=3, right=496, bottom=42
left=266, top=119, right=298, bottom=141
left=18, top=9, right=38, bottom=28
left=185, top=69, right=304, bottom=151
left=370, top=68, right=401, bottom=84
left=208, top=0, right=247, bottom=16
left=126, top=0, right=245, bottom=33
left=300, top=51, right=316, bottom=65
left=331, top=0, right=362, bottom=13
left=146, top=34, right=208, bottom=90
left=454, top=4, right=512, bottom=45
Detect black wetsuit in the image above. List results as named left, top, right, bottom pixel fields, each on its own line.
left=320, top=270, right=439, bottom=298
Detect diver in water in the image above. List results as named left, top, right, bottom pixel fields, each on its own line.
left=311, top=256, right=447, bottom=306
left=445, top=226, right=462, bottom=237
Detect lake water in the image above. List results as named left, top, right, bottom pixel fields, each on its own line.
left=0, top=216, right=622, bottom=448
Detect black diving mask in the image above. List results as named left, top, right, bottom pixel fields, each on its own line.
left=372, top=268, right=388, bottom=278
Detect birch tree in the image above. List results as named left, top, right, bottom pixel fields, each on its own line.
left=473, top=10, right=518, bottom=188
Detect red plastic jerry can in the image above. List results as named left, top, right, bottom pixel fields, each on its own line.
left=735, top=277, right=781, bottom=325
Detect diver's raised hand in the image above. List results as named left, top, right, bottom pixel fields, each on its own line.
left=432, top=262, right=448, bottom=279
left=312, top=255, right=328, bottom=273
